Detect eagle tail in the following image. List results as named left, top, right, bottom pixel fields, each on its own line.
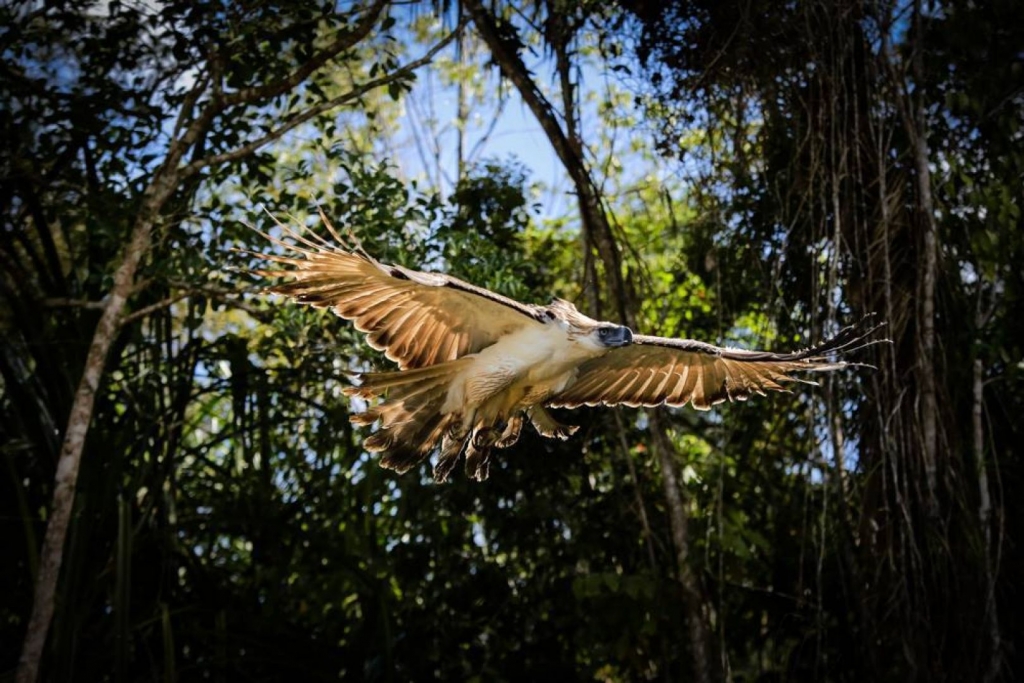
left=348, top=360, right=470, bottom=476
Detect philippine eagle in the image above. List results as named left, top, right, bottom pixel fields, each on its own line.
left=249, top=212, right=881, bottom=482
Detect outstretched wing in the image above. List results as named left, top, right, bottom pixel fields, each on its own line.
left=549, top=319, right=881, bottom=410
left=248, top=211, right=547, bottom=369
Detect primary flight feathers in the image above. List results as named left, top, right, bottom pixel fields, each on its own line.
left=249, top=211, right=883, bottom=482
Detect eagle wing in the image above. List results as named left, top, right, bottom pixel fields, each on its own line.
left=549, top=320, right=879, bottom=410
left=249, top=212, right=546, bottom=369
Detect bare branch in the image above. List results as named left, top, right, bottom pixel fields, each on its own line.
left=119, top=281, right=271, bottom=324
left=171, top=72, right=211, bottom=141
left=463, top=0, right=631, bottom=325
left=218, top=0, right=388, bottom=108
left=181, top=24, right=462, bottom=177
left=42, top=298, right=106, bottom=310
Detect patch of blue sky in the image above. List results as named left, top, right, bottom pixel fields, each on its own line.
left=377, top=21, right=678, bottom=224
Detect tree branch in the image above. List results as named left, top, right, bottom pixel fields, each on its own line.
left=463, top=0, right=631, bottom=325
left=181, top=24, right=462, bottom=177
left=120, top=283, right=270, bottom=324
left=217, top=0, right=388, bottom=109
left=42, top=298, right=106, bottom=310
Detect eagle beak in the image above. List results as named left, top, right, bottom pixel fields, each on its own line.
left=600, top=325, right=633, bottom=348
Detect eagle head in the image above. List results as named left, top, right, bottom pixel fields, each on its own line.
left=594, top=324, right=633, bottom=348
left=547, top=298, right=634, bottom=350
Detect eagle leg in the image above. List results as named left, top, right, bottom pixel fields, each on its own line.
left=529, top=406, right=579, bottom=440
left=495, top=413, right=524, bottom=449
left=434, top=425, right=469, bottom=483
left=473, top=425, right=500, bottom=449
left=464, top=441, right=492, bottom=481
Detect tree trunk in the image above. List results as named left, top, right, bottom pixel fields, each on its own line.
left=973, top=296, right=1002, bottom=683
left=650, top=412, right=714, bottom=683
left=14, top=8, right=426, bottom=676
left=16, top=176, right=176, bottom=683
left=463, top=0, right=631, bottom=324
left=462, top=4, right=715, bottom=679
left=910, top=0, right=940, bottom=518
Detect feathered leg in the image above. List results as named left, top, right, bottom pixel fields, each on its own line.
left=528, top=406, right=578, bottom=440
left=495, top=413, right=524, bottom=449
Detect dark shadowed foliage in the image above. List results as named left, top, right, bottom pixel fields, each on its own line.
left=2, top=1, right=1020, bottom=681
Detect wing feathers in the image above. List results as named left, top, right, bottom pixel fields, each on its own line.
left=366, top=304, right=420, bottom=350
left=550, top=318, right=883, bottom=410
left=649, top=361, right=676, bottom=399
left=690, top=356, right=713, bottom=410
left=251, top=214, right=885, bottom=478
left=250, top=214, right=545, bottom=370
left=669, top=363, right=698, bottom=406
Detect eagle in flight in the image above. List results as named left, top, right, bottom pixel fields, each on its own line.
left=250, top=212, right=879, bottom=482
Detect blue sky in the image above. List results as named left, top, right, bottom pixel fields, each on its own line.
left=377, top=22, right=659, bottom=223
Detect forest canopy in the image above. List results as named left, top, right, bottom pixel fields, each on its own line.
left=1, top=1, right=1021, bottom=681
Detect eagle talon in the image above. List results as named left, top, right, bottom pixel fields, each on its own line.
left=472, top=427, right=496, bottom=449
left=495, top=414, right=524, bottom=449
left=464, top=444, right=491, bottom=481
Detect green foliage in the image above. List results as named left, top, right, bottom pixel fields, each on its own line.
left=2, top=1, right=1019, bottom=681
left=625, top=0, right=1022, bottom=679
left=437, top=160, right=549, bottom=300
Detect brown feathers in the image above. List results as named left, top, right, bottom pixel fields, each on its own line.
left=249, top=210, right=545, bottom=371
left=548, top=318, right=883, bottom=410
left=350, top=360, right=469, bottom=475
left=249, top=211, right=884, bottom=481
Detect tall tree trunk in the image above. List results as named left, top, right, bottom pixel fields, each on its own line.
left=15, top=7, right=400, bottom=677
left=463, top=0, right=631, bottom=324
left=650, top=411, right=715, bottom=683
left=15, top=63, right=224, bottom=675
left=455, top=30, right=468, bottom=183
left=910, top=0, right=940, bottom=517
left=462, top=3, right=715, bottom=680
left=17, top=173, right=178, bottom=683
left=973, top=292, right=1002, bottom=683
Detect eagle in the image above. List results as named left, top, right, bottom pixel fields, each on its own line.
left=249, top=212, right=880, bottom=482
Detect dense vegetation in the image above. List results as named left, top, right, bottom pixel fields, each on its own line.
left=2, top=1, right=1020, bottom=681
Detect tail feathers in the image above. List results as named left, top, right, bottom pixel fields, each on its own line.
left=376, top=412, right=456, bottom=474
left=351, top=360, right=470, bottom=474
left=347, top=359, right=527, bottom=481
left=345, top=361, right=466, bottom=399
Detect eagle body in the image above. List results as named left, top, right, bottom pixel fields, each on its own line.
left=446, top=313, right=616, bottom=413
left=250, top=212, right=881, bottom=482
left=345, top=301, right=633, bottom=480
